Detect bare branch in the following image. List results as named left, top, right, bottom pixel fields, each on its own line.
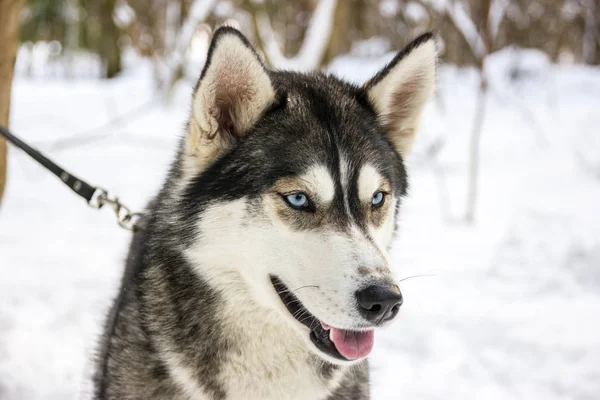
left=155, top=0, right=216, bottom=95
left=255, top=0, right=338, bottom=71
left=444, top=0, right=487, bottom=62
left=489, top=0, right=509, bottom=40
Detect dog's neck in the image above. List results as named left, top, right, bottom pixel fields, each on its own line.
left=192, top=264, right=346, bottom=399
left=145, top=237, right=347, bottom=399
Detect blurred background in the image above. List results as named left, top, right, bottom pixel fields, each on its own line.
left=0, top=0, right=599, bottom=399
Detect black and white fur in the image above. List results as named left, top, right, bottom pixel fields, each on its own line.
left=93, top=27, right=436, bottom=400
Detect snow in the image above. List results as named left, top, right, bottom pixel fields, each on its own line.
left=1, top=49, right=600, bottom=399
left=15, top=42, right=104, bottom=80
left=349, top=37, right=391, bottom=58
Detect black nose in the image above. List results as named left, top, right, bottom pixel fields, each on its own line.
left=356, top=284, right=403, bottom=323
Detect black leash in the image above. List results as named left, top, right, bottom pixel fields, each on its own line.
left=0, top=125, right=143, bottom=231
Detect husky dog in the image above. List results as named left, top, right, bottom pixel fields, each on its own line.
left=93, top=27, right=436, bottom=400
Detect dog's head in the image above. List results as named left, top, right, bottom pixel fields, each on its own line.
left=179, top=27, right=436, bottom=365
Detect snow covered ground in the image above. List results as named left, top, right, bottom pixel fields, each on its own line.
left=1, top=50, right=599, bottom=399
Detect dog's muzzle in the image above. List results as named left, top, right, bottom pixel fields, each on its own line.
left=270, top=275, right=402, bottom=361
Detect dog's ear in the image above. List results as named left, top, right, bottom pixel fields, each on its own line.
left=364, top=33, right=437, bottom=158
left=187, top=27, right=275, bottom=170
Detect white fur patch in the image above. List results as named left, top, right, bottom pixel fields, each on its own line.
left=164, top=352, right=209, bottom=400
left=358, top=164, right=396, bottom=255
left=338, top=154, right=353, bottom=218
left=369, top=196, right=397, bottom=252
left=339, top=154, right=350, bottom=192
left=301, top=164, right=335, bottom=204
left=357, top=164, right=382, bottom=202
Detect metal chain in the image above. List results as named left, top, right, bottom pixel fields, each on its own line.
left=88, top=188, right=144, bottom=231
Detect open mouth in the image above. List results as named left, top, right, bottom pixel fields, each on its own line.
left=270, top=275, right=374, bottom=361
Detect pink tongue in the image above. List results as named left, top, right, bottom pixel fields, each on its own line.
left=329, top=328, right=374, bottom=360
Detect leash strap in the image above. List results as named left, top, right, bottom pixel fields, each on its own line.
left=1, top=125, right=97, bottom=202
left=0, top=125, right=143, bottom=231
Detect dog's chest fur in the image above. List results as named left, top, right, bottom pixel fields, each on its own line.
left=211, top=300, right=346, bottom=399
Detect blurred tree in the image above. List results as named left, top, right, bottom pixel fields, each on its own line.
left=0, top=0, right=24, bottom=207
left=124, top=0, right=169, bottom=57
left=247, top=0, right=339, bottom=70
left=464, top=0, right=493, bottom=223
left=12, top=0, right=600, bottom=83
left=20, top=0, right=66, bottom=42
left=89, top=0, right=123, bottom=78
left=20, top=0, right=123, bottom=78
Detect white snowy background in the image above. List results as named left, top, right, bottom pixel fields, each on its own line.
left=1, top=21, right=600, bottom=400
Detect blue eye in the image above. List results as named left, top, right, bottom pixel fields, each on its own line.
left=372, top=191, right=385, bottom=208
left=284, top=193, right=309, bottom=209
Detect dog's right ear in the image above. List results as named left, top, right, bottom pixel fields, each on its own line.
left=364, top=33, right=436, bottom=159
left=186, top=27, right=275, bottom=171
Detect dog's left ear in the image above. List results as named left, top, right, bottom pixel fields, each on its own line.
left=364, top=33, right=437, bottom=158
left=187, top=27, right=275, bottom=170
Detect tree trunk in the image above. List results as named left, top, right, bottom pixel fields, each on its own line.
left=464, top=0, right=492, bottom=223
left=582, top=0, right=598, bottom=65
left=465, top=73, right=488, bottom=223
left=0, top=0, right=24, bottom=207
left=99, top=0, right=122, bottom=78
